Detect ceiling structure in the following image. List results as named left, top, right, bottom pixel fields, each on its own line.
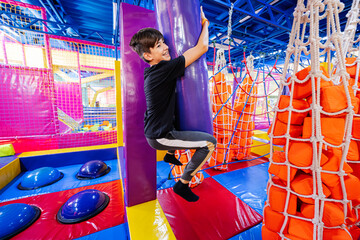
left=1, top=0, right=357, bottom=66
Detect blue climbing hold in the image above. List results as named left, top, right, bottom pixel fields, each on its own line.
left=18, top=167, right=64, bottom=190
left=0, top=203, right=41, bottom=239
left=57, top=189, right=110, bottom=224
left=76, top=160, right=110, bottom=180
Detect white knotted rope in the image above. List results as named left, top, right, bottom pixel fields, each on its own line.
left=266, top=0, right=355, bottom=239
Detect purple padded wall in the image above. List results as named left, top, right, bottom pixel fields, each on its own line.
left=120, top=3, right=157, bottom=206
left=155, top=0, right=213, bottom=135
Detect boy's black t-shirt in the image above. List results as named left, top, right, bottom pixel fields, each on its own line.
left=143, top=55, right=185, bottom=139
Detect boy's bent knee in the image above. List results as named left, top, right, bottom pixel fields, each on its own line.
left=208, top=135, right=217, bottom=146
left=206, top=138, right=216, bottom=152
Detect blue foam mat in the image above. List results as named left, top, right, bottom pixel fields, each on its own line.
left=74, top=223, right=129, bottom=240
left=229, top=223, right=262, bottom=240
left=212, top=162, right=269, bottom=215
left=20, top=148, right=118, bottom=171
left=156, top=160, right=210, bottom=190
left=0, top=159, right=120, bottom=202
left=0, top=155, right=19, bottom=168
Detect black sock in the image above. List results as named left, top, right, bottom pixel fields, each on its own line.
left=163, top=153, right=183, bottom=165
left=173, top=180, right=199, bottom=202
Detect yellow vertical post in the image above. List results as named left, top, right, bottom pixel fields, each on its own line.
left=115, top=60, right=123, bottom=146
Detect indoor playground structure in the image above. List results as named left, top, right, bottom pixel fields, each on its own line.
left=2, top=0, right=360, bottom=240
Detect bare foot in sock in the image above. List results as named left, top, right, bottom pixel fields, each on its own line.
left=164, top=153, right=183, bottom=165
left=173, top=180, right=199, bottom=202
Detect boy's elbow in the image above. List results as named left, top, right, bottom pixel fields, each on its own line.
left=201, top=44, right=208, bottom=54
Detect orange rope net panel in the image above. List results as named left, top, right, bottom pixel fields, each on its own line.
left=263, top=0, right=360, bottom=239
left=209, top=50, right=262, bottom=171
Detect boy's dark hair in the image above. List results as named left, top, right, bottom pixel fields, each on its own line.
left=129, top=28, right=164, bottom=63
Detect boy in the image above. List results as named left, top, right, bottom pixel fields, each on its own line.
left=129, top=8, right=216, bottom=202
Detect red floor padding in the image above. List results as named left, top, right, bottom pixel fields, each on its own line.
left=204, top=156, right=268, bottom=176
left=0, top=180, right=125, bottom=240
left=157, top=178, right=263, bottom=240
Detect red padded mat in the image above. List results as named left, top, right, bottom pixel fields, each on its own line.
left=0, top=180, right=125, bottom=240
left=157, top=178, right=263, bottom=240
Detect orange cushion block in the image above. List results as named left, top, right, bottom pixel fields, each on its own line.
left=268, top=163, right=297, bottom=182
left=352, top=117, right=360, bottom=139
left=349, top=226, right=360, bottom=240
left=288, top=217, right=313, bottom=240
left=352, top=96, right=360, bottom=114
left=277, top=95, right=310, bottom=125
left=323, top=228, right=352, bottom=240
left=261, top=225, right=281, bottom=240
left=301, top=202, right=345, bottom=227
left=320, top=85, right=359, bottom=115
left=288, top=141, right=313, bottom=167
left=263, top=206, right=287, bottom=233
left=291, top=173, right=331, bottom=204
left=349, top=162, right=360, bottom=180
left=283, top=234, right=307, bottom=240
left=233, top=102, right=244, bottom=112
left=302, top=117, right=345, bottom=145
left=345, top=57, right=358, bottom=78
left=273, top=151, right=286, bottom=163
left=330, top=173, right=360, bottom=200
left=269, top=119, right=303, bottom=145
left=322, top=147, right=353, bottom=187
left=213, top=113, right=231, bottom=124
left=349, top=77, right=359, bottom=88
left=347, top=140, right=359, bottom=161
left=288, top=141, right=329, bottom=167
left=289, top=65, right=333, bottom=99
left=268, top=184, right=297, bottom=214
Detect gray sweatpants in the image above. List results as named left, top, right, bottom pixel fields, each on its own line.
left=147, top=129, right=217, bottom=181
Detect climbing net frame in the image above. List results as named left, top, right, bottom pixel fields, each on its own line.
left=264, top=0, right=360, bottom=239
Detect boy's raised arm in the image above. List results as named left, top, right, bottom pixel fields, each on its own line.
left=183, top=6, right=209, bottom=68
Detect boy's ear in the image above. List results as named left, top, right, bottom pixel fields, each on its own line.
left=143, top=52, right=153, bottom=62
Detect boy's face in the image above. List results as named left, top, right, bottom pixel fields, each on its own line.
left=143, top=39, right=171, bottom=65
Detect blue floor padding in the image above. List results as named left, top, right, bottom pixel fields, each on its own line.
left=229, top=223, right=262, bottom=240
left=0, top=154, right=19, bottom=168
left=212, top=162, right=269, bottom=214
left=0, top=159, right=120, bottom=202
left=156, top=160, right=210, bottom=190
left=20, top=148, right=118, bottom=171
left=74, top=223, right=129, bottom=240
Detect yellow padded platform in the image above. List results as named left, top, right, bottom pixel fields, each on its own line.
left=127, top=199, right=176, bottom=240
left=157, top=150, right=167, bottom=161
left=251, top=130, right=283, bottom=157
left=0, top=158, right=21, bottom=190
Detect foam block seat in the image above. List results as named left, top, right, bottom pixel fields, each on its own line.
left=289, top=65, right=333, bottom=99
left=320, top=85, right=359, bottom=115
left=269, top=119, right=303, bottom=145
left=302, top=117, right=345, bottom=145
left=277, top=95, right=310, bottom=125
left=291, top=173, right=331, bottom=204
left=301, top=202, right=345, bottom=227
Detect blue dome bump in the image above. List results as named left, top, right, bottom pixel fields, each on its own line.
left=18, top=167, right=63, bottom=190
left=57, top=189, right=109, bottom=224
left=0, top=203, right=41, bottom=239
left=76, top=160, right=110, bottom=180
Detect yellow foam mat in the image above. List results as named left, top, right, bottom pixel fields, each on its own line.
left=0, top=158, right=21, bottom=190
left=127, top=199, right=176, bottom=240
left=157, top=150, right=167, bottom=161
left=253, top=130, right=270, bottom=140
left=251, top=131, right=283, bottom=158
